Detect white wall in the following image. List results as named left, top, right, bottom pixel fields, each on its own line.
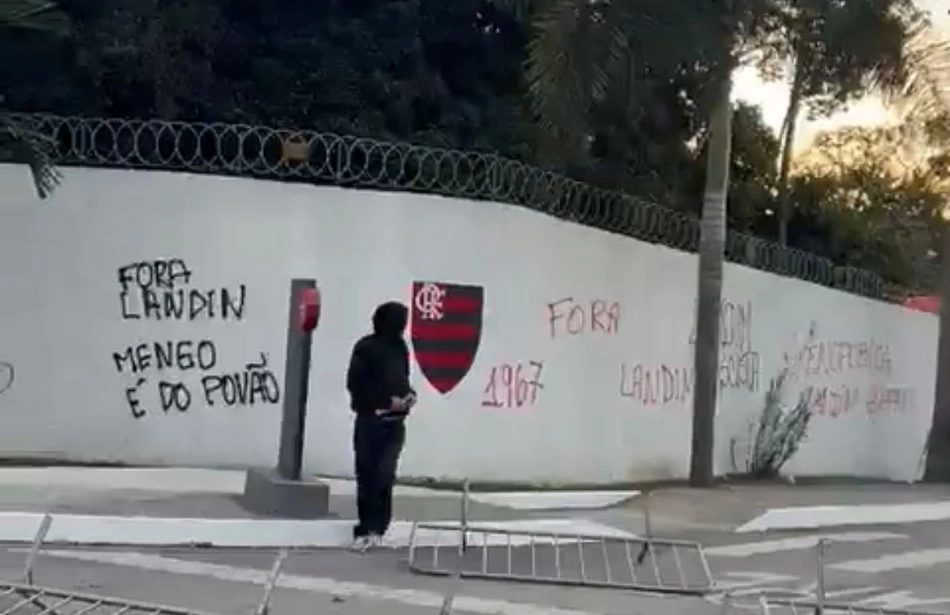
left=0, top=165, right=937, bottom=484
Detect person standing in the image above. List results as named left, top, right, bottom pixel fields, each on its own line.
left=346, top=301, right=417, bottom=551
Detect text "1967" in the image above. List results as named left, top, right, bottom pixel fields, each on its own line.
left=482, top=361, right=544, bottom=409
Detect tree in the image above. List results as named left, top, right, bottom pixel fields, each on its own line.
left=2, top=0, right=532, bottom=154
left=686, top=101, right=781, bottom=231
left=790, top=124, right=947, bottom=288
left=751, top=0, right=918, bottom=245
left=0, top=0, right=69, bottom=198
left=493, top=0, right=800, bottom=485
left=880, top=21, right=950, bottom=482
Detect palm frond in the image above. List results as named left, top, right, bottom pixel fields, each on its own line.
left=522, top=0, right=596, bottom=160
left=884, top=25, right=950, bottom=126
left=520, top=0, right=644, bottom=165
left=0, top=115, right=62, bottom=199
left=0, top=0, right=70, bottom=35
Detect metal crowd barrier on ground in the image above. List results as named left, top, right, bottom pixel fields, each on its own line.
left=408, top=523, right=715, bottom=594
left=2, top=513, right=288, bottom=615
left=760, top=598, right=939, bottom=615
left=1, top=112, right=897, bottom=301
left=0, top=583, right=225, bottom=615
left=408, top=485, right=716, bottom=596
left=758, top=539, right=936, bottom=615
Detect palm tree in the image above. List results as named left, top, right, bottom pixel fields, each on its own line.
left=494, top=0, right=739, bottom=484
left=0, top=0, right=70, bottom=198
left=887, top=22, right=950, bottom=482
left=885, top=23, right=950, bottom=130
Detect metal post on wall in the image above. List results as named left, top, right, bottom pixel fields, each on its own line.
left=814, top=538, right=827, bottom=615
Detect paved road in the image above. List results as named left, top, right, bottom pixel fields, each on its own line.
left=4, top=519, right=950, bottom=615
left=0, top=543, right=710, bottom=615
left=698, top=520, right=950, bottom=612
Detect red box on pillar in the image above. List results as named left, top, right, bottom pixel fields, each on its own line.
left=297, top=287, right=321, bottom=333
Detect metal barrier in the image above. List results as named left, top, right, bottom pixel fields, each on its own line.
left=0, top=582, right=223, bottom=615
left=408, top=522, right=715, bottom=594
left=6, top=513, right=288, bottom=615
left=760, top=597, right=940, bottom=615
left=758, top=538, right=936, bottom=615
left=408, top=488, right=715, bottom=595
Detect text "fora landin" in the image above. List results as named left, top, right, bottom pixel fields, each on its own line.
left=117, top=259, right=246, bottom=321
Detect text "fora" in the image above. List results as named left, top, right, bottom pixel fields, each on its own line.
left=547, top=297, right=620, bottom=338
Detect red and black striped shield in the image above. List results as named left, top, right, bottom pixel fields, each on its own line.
left=410, top=281, right=484, bottom=394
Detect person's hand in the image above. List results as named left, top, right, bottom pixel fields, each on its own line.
left=403, top=392, right=418, bottom=410
left=390, top=396, right=407, bottom=411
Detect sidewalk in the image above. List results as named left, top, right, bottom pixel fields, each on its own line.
left=2, top=467, right=950, bottom=547
left=0, top=467, right=642, bottom=547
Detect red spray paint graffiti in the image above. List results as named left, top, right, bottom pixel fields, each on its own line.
left=482, top=361, right=545, bottom=409
left=780, top=336, right=909, bottom=419
left=547, top=298, right=620, bottom=338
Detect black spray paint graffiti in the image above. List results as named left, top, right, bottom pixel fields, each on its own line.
left=113, top=340, right=280, bottom=418
left=113, top=259, right=279, bottom=419
left=0, top=361, right=13, bottom=398
left=117, top=259, right=246, bottom=321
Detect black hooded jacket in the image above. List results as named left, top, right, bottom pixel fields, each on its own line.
left=346, top=302, right=415, bottom=415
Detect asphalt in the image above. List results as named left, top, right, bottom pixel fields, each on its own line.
left=3, top=479, right=950, bottom=615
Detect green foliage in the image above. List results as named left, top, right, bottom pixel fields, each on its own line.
left=746, top=363, right=812, bottom=478
left=0, top=114, right=62, bottom=198
left=752, top=0, right=918, bottom=119
left=685, top=102, right=781, bottom=230
left=0, top=0, right=947, bottom=290
left=791, top=125, right=947, bottom=290
left=0, top=0, right=69, bottom=34
left=0, top=0, right=68, bottom=198
left=2, top=0, right=531, bottom=155
left=733, top=326, right=815, bottom=479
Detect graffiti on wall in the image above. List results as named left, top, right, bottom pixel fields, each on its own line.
left=782, top=329, right=913, bottom=418
left=410, top=281, right=485, bottom=395
left=482, top=361, right=545, bottom=409
left=547, top=297, right=621, bottom=338
left=112, top=259, right=280, bottom=419
left=118, top=259, right=246, bottom=321
left=620, top=299, right=760, bottom=408
left=0, top=361, right=13, bottom=399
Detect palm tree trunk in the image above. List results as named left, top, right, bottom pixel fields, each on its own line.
left=689, top=72, right=734, bottom=487
left=924, top=219, right=950, bottom=481
left=776, top=52, right=806, bottom=246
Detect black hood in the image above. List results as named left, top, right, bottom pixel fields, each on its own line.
left=372, top=301, right=408, bottom=339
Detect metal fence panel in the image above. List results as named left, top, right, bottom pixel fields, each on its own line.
left=407, top=522, right=715, bottom=595
left=761, top=597, right=941, bottom=615
left=0, top=582, right=221, bottom=615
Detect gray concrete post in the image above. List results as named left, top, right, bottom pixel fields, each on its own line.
left=277, top=278, right=316, bottom=480
left=241, top=278, right=330, bottom=518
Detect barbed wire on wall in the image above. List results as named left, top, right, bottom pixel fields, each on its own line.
left=2, top=112, right=900, bottom=301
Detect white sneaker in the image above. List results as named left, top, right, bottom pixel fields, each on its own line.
left=349, top=536, right=372, bottom=552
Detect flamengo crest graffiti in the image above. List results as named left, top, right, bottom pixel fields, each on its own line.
left=410, top=281, right=484, bottom=394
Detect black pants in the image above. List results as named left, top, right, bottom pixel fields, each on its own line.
left=353, top=413, right=406, bottom=538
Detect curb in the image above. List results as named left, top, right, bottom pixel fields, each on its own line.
left=736, top=501, right=950, bottom=532
left=0, top=513, right=637, bottom=548
left=0, top=468, right=639, bottom=511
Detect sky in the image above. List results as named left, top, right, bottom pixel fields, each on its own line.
left=732, top=0, right=949, bottom=152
